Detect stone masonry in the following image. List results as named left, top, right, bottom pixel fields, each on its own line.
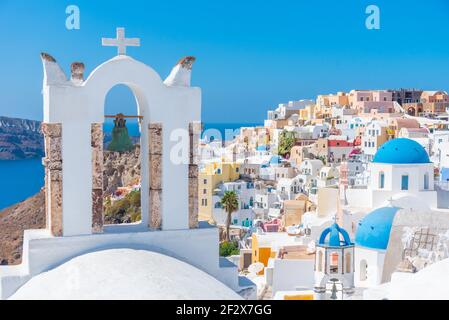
left=149, top=123, right=162, bottom=229
left=41, top=123, right=63, bottom=237
left=189, top=122, right=202, bottom=229
left=91, top=123, right=104, bottom=233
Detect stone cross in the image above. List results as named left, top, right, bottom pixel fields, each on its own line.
left=102, top=27, right=140, bottom=56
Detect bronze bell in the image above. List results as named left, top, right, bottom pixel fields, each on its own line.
left=107, top=114, right=134, bottom=152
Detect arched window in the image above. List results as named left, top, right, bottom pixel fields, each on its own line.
left=379, top=171, right=385, bottom=189
left=345, top=252, right=351, bottom=273
left=401, top=174, right=409, bottom=190
left=318, top=251, right=323, bottom=272
left=360, top=260, right=368, bottom=281
left=330, top=252, right=339, bottom=274
left=424, top=172, right=429, bottom=190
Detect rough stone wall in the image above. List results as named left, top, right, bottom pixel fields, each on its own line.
left=383, top=209, right=449, bottom=283
left=189, top=122, right=202, bottom=229
left=148, top=123, right=162, bottom=229
left=91, top=123, right=104, bottom=233
left=41, top=123, right=63, bottom=237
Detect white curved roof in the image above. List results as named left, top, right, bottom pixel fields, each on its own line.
left=387, top=258, right=449, bottom=300
left=10, top=249, right=241, bottom=300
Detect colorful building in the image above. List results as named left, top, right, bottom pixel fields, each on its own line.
left=198, top=162, right=241, bottom=222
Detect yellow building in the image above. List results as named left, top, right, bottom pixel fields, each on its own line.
left=251, top=234, right=275, bottom=275
left=198, top=162, right=241, bottom=222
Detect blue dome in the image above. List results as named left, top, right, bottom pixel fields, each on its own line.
left=355, top=206, right=400, bottom=250
left=269, top=155, right=281, bottom=164
left=373, top=138, right=430, bottom=164
left=256, top=145, right=268, bottom=151
left=318, top=223, right=352, bottom=247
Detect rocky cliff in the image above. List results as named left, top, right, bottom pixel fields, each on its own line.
left=0, top=189, right=45, bottom=265
left=103, top=146, right=141, bottom=195
left=0, top=116, right=44, bottom=160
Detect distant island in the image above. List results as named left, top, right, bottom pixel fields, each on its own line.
left=0, top=116, right=44, bottom=160
left=0, top=116, right=138, bottom=160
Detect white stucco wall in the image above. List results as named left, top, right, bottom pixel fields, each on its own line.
left=269, top=258, right=315, bottom=295
left=354, top=247, right=385, bottom=288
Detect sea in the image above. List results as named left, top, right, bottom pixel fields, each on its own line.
left=0, top=122, right=262, bottom=210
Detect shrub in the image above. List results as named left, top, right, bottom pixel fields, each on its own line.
left=219, top=241, right=240, bottom=257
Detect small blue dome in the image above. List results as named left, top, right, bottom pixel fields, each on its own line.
left=256, top=145, right=268, bottom=151
left=318, top=223, right=352, bottom=247
left=355, top=206, right=400, bottom=250
left=269, top=155, right=281, bottom=164
left=373, top=138, right=430, bottom=164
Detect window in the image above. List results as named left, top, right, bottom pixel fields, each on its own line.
left=401, top=174, right=409, bottom=190
left=424, top=173, right=429, bottom=190
left=379, top=172, right=385, bottom=189
left=330, top=252, right=339, bottom=274
left=203, top=189, right=207, bottom=194
left=203, top=179, right=207, bottom=185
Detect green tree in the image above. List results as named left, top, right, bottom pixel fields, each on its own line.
left=219, top=241, right=240, bottom=257
left=278, top=130, right=296, bottom=157
left=220, top=191, right=239, bottom=242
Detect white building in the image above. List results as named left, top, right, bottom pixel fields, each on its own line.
left=361, top=120, right=388, bottom=161
left=346, top=138, right=437, bottom=209
left=316, top=166, right=339, bottom=188
left=212, top=181, right=256, bottom=227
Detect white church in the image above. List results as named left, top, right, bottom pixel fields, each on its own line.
left=346, top=138, right=437, bottom=209
left=343, top=138, right=449, bottom=294
left=0, top=28, right=255, bottom=300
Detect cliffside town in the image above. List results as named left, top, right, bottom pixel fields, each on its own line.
left=198, top=88, right=449, bottom=299
left=3, top=88, right=449, bottom=298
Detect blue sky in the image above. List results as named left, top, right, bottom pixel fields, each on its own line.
left=0, top=0, right=448, bottom=123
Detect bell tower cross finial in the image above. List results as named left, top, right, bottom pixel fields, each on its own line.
left=102, top=27, right=140, bottom=56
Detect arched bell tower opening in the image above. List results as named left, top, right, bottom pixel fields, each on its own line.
left=101, top=84, right=143, bottom=226
left=90, top=81, right=155, bottom=233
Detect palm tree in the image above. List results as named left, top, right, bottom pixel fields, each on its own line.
left=220, top=191, right=239, bottom=242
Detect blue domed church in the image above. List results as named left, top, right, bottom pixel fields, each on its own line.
left=353, top=205, right=401, bottom=287
left=314, top=223, right=355, bottom=299
left=365, top=138, right=436, bottom=208
left=343, top=138, right=436, bottom=288
left=370, top=138, right=437, bottom=208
